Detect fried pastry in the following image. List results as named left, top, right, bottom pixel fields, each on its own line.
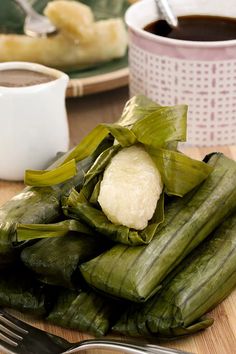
left=0, top=1, right=127, bottom=70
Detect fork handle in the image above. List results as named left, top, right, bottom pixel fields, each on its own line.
left=63, top=339, right=193, bottom=354
left=14, top=0, right=39, bottom=17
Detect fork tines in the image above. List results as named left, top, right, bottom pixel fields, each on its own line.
left=0, top=311, right=28, bottom=353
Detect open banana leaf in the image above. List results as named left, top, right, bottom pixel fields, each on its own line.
left=0, top=266, right=47, bottom=315
left=27, top=96, right=211, bottom=191
left=117, top=95, right=161, bottom=127
left=80, top=153, right=236, bottom=302
left=16, top=219, right=93, bottom=242
left=61, top=96, right=212, bottom=245
left=47, top=288, right=123, bottom=337
left=21, top=232, right=108, bottom=289
left=63, top=188, right=165, bottom=245
left=0, top=137, right=112, bottom=268
left=113, top=212, right=236, bottom=338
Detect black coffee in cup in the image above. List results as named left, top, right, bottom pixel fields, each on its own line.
left=144, top=15, right=236, bottom=41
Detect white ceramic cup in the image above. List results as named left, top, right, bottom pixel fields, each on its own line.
left=0, top=62, right=69, bottom=180
left=125, top=0, right=236, bottom=146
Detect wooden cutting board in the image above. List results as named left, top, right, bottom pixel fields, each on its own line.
left=0, top=145, right=235, bottom=354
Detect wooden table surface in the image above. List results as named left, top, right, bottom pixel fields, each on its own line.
left=0, top=87, right=236, bottom=354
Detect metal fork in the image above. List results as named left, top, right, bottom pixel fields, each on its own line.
left=14, top=0, right=57, bottom=37
left=0, top=310, right=193, bottom=354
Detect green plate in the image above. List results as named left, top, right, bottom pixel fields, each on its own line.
left=0, top=0, right=130, bottom=96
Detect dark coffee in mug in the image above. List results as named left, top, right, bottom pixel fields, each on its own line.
left=144, top=15, right=236, bottom=41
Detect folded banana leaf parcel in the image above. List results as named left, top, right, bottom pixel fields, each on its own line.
left=0, top=136, right=112, bottom=268
left=113, top=212, right=236, bottom=338
left=0, top=265, right=47, bottom=316
left=20, top=231, right=109, bottom=289
left=79, top=152, right=236, bottom=302
left=47, top=287, right=126, bottom=337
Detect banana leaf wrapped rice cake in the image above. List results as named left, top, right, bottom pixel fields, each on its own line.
left=0, top=137, right=112, bottom=268
left=113, top=212, right=236, bottom=337
left=0, top=96, right=235, bottom=338
left=47, top=288, right=124, bottom=336
left=20, top=231, right=109, bottom=289
left=79, top=153, right=236, bottom=302
left=63, top=96, right=212, bottom=246
left=0, top=265, right=123, bottom=336
left=0, top=265, right=47, bottom=315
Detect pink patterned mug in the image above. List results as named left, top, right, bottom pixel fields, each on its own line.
left=125, top=0, right=236, bottom=146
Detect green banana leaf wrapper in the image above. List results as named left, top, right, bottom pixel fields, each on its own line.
left=62, top=96, right=212, bottom=245
left=113, top=212, right=236, bottom=338
left=80, top=153, right=236, bottom=302
left=63, top=187, right=165, bottom=246
left=0, top=266, right=47, bottom=316
left=47, top=288, right=123, bottom=337
left=21, top=232, right=109, bottom=289
left=0, top=138, right=112, bottom=268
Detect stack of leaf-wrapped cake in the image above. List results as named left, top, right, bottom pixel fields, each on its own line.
left=0, top=96, right=236, bottom=337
